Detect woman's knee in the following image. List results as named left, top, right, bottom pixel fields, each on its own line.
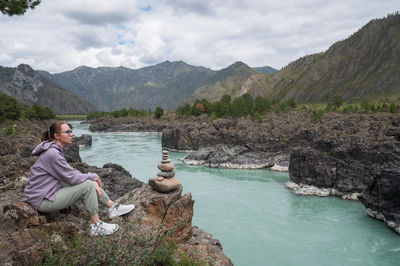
left=82, top=179, right=94, bottom=187
left=78, top=180, right=96, bottom=194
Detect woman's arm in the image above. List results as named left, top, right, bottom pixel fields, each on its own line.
left=45, top=148, right=98, bottom=185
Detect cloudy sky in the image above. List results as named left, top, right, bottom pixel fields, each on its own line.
left=0, top=0, right=398, bottom=73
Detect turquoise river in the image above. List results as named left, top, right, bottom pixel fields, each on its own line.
left=70, top=121, right=400, bottom=266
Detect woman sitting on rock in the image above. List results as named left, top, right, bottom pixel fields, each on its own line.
left=23, top=121, right=134, bottom=236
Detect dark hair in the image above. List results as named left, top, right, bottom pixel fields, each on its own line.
left=41, top=121, right=67, bottom=141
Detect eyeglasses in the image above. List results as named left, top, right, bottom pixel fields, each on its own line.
left=58, top=130, right=73, bottom=135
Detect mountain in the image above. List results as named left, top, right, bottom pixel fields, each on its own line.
left=261, top=12, right=400, bottom=103
left=0, top=64, right=95, bottom=114
left=193, top=13, right=400, bottom=104
left=252, top=66, right=278, bottom=74
left=39, top=61, right=219, bottom=111
left=251, top=13, right=400, bottom=102
left=185, top=61, right=258, bottom=103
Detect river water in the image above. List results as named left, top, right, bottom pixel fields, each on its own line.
left=70, top=121, right=400, bottom=266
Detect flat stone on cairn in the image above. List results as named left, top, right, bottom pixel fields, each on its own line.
left=149, top=150, right=180, bottom=193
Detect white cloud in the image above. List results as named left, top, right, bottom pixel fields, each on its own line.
left=0, top=0, right=398, bottom=72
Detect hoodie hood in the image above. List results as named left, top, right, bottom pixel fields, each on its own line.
left=31, top=141, right=62, bottom=156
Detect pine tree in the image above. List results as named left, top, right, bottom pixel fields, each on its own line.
left=0, top=0, right=41, bottom=16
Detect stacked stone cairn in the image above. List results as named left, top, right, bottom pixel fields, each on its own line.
left=148, top=150, right=180, bottom=193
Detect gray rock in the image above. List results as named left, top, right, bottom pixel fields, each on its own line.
left=157, top=170, right=175, bottom=178
left=63, top=143, right=82, bottom=163
left=181, top=144, right=278, bottom=169
left=72, top=162, right=143, bottom=200
left=73, top=134, right=92, bottom=148
left=148, top=177, right=180, bottom=193
left=359, top=168, right=400, bottom=234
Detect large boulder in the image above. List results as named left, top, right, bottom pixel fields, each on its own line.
left=359, top=168, right=400, bottom=234
left=3, top=201, right=47, bottom=227
left=73, top=134, right=92, bottom=148
left=118, top=184, right=192, bottom=243
left=117, top=184, right=232, bottom=264
left=63, top=143, right=81, bottom=163
left=289, top=147, right=373, bottom=193
left=72, top=162, right=144, bottom=201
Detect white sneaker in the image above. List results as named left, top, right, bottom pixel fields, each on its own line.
left=90, top=220, right=119, bottom=236
left=108, top=204, right=135, bottom=219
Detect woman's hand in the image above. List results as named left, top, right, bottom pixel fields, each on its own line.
left=95, top=175, right=102, bottom=187
left=93, top=181, right=102, bottom=199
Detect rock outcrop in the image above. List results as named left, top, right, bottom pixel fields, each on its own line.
left=285, top=113, right=400, bottom=234
left=73, top=134, right=92, bottom=148
left=358, top=168, right=400, bottom=234
left=162, top=116, right=300, bottom=169
left=181, top=144, right=287, bottom=169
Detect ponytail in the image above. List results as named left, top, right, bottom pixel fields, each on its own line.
left=41, top=121, right=67, bottom=142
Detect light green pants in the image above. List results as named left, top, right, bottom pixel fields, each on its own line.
left=38, top=180, right=110, bottom=216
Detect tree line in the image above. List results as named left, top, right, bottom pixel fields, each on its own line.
left=87, top=107, right=165, bottom=120
left=176, top=93, right=296, bottom=120
left=0, top=92, right=55, bottom=123
left=308, top=95, right=399, bottom=121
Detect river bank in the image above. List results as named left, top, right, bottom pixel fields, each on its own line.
left=88, top=112, right=400, bottom=234
left=0, top=120, right=232, bottom=265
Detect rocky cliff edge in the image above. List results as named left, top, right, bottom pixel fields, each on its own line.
left=0, top=120, right=232, bottom=265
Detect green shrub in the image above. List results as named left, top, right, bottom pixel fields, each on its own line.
left=209, top=112, right=218, bottom=121
left=389, top=103, right=397, bottom=113
left=332, top=95, right=343, bottom=108
left=273, top=104, right=282, bottom=114
left=342, top=105, right=355, bottom=114
left=4, top=125, right=14, bottom=136
left=325, top=103, right=333, bottom=112
left=176, top=103, right=192, bottom=118
left=310, top=110, right=324, bottom=121
left=361, top=100, right=371, bottom=113
left=178, top=253, right=207, bottom=266
left=154, top=107, right=164, bottom=119
left=288, top=98, right=297, bottom=108
left=252, top=112, right=262, bottom=123
left=144, top=241, right=177, bottom=266
left=0, top=92, right=22, bottom=121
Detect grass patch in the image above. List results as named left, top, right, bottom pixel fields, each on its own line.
left=38, top=222, right=207, bottom=266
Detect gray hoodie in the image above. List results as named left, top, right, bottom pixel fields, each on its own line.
left=23, top=141, right=97, bottom=210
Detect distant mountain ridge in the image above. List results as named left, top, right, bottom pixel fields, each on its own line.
left=39, top=61, right=272, bottom=111
left=0, top=64, right=95, bottom=114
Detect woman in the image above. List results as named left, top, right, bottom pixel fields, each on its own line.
left=23, top=121, right=135, bottom=236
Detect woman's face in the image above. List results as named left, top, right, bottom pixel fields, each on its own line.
left=54, top=123, right=73, bottom=147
